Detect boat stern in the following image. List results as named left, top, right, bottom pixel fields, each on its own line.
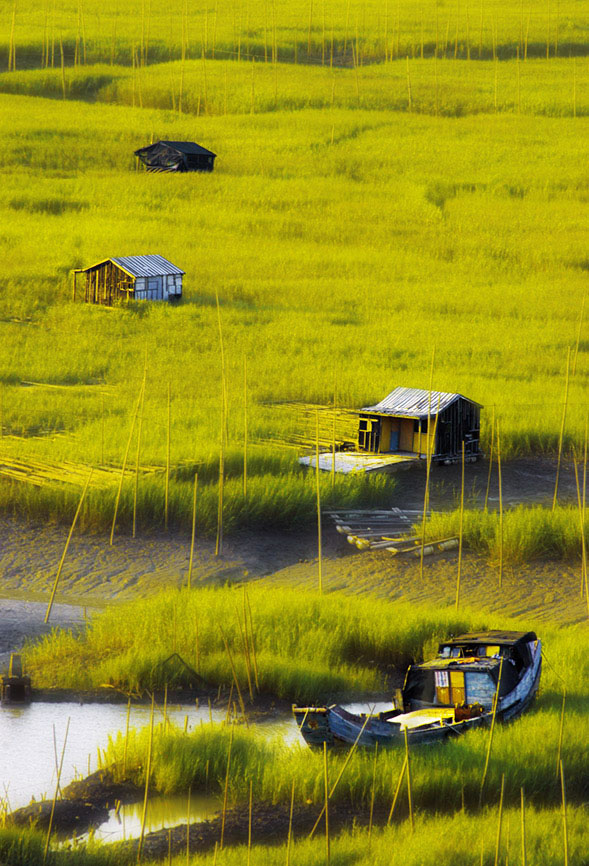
left=292, top=706, right=335, bottom=746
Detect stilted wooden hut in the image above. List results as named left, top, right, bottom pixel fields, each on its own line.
left=74, top=255, right=184, bottom=306
left=358, top=387, right=482, bottom=464
left=300, top=387, right=482, bottom=474
left=134, top=141, right=217, bottom=173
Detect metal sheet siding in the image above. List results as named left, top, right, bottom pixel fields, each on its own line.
left=111, top=255, right=184, bottom=278
left=361, top=387, right=476, bottom=419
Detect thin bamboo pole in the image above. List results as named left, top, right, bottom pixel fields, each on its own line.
left=404, top=726, right=414, bottom=833
left=186, top=786, right=191, bottom=864
left=573, top=457, right=586, bottom=597
left=43, top=719, right=70, bottom=866
left=556, top=688, right=566, bottom=778
left=243, top=355, right=248, bottom=497
left=405, top=55, right=412, bottom=110
left=123, top=696, right=131, bottom=777
left=220, top=627, right=247, bottom=722
left=235, top=604, right=254, bottom=702
left=494, top=774, right=505, bottom=866
left=316, top=411, right=323, bottom=593
left=368, top=741, right=378, bottom=848
left=188, top=473, right=198, bottom=589
left=215, top=290, right=226, bottom=556
left=111, top=382, right=143, bottom=546
left=456, top=440, right=465, bottom=610
left=553, top=347, right=571, bottom=510
left=245, top=591, right=260, bottom=690
left=497, top=418, right=503, bottom=587
left=8, top=1, right=16, bottom=72
left=331, top=372, right=337, bottom=488
left=220, top=723, right=234, bottom=849
left=484, top=404, right=496, bottom=511
left=165, top=382, right=171, bottom=529
left=286, top=779, right=295, bottom=866
left=560, top=760, right=568, bottom=866
left=420, top=348, right=436, bottom=580
left=387, top=755, right=408, bottom=824
left=479, top=655, right=504, bottom=806
left=133, top=363, right=147, bottom=539
left=45, top=469, right=92, bottom=624
left=137, top=693, right=155, bottom=864
left=520, top=787, right=526, bottom=866
left=572, top=295, right=585, bottom=376
left=247, top=779, right=253, bottom=866
left=323, top=741, right=330, bottom=864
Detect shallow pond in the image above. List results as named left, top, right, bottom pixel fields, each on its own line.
left=1, top=700, right=387, bottom=840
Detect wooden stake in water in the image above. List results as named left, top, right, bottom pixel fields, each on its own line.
left=497, top=418, right=504, bottom=587
left=45, top=469, right=93, bottom=624
left=456, top=440, right=465, bottom=610
left=188, top=473, right=198, bottom=589
left=137, top=693, right=155, bottom=864
left=553, top=347, right=571, bottom=510
left=316, top=411, right=323, bottom=593
left=480, top=655, right=504, bottom=806
left=494, top=774, right=505, bottom=866
left=220, top=723, right=234, bottom=849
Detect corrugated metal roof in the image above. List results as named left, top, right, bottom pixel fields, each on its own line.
left=111, top=255, right=185, bottom=277
left=361, top=387, right=480, bottom=418
left=160, top=141, right=217, bottom=157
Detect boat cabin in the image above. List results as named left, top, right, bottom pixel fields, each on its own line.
left=400, top=631, right=538, bottom=713
left=358, top=386, right=482, bottom=464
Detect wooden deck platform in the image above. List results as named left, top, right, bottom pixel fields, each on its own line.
left=298, top=451, right=421, bottom=474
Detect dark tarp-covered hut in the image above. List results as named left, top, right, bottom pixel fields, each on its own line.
left=134, top=141, right=217, bottom=173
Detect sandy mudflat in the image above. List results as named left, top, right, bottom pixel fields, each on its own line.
left=0, top=456, right=584, bottom=665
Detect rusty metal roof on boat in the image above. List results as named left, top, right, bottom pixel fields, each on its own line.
left=360, top=387, right=482, bottom=418
left=443, top=631, right=537, bottom=647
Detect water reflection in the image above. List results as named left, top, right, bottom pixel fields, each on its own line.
left=92, top=792, right=221, bottom=842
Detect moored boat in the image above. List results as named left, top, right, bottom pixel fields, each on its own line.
left=293, top=631, right=541, bottom=748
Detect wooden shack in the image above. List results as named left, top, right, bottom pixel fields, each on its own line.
left=358, top=387, right=482, bottom=464
left=134, top=141, right=217, bottom=173
left=300, top=386, right=482, bottom=474
left=74, top=255, right=184, bottom=306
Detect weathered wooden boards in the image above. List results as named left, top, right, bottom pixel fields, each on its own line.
left=325, top=507, right=458, bottom=556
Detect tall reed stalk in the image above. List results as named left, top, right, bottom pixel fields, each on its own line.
left=560, top=760, right=568, bottom=866
left=323, top=742, right=330, bottom=864
left=456, top=440, right=465, bottom=610
left=137, top=694, right=155, bottom=864
left=43, top=719, right=70, bottom=866
left=404, top=726, right=414, bottom=832
left=215, top=291, right=226, bottom=556
left=484, top=404, right=496, bottom=511
left=315, top=411, right=323, bottom=593
left=243, top=356, right=248, bottom=497
left=165, top=381, right=171, bottom=530
left=45, top=469, right=92, bottom=624
left=480, top=656, right=504, bottom=806
left=520, top=787, right=526, bottom=866
left=111, top=381, right=143, bottom=545
left=553, top=347, right=571, bottom=510
left=420, top=348, right=435, bottom=580
left=220, top=723, right=234, bottom=849
left=497, top=418, right=503, bottom=587
left=556, top=689, right=566, bottom=778
left=494, top=774, right=505, bottom=866
left=133, top=362, right=147, bottom=539
left=188, top=473, right=198, bottom=589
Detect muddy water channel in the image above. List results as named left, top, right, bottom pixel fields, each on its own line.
left=1, top=700, right=302, bottom=841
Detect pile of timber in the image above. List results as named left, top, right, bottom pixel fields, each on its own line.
left=260, top=401, right=358, bottom=452
left=324, top=508, right=459, bottom=556
left=0, top=454, right=164, bottom=490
